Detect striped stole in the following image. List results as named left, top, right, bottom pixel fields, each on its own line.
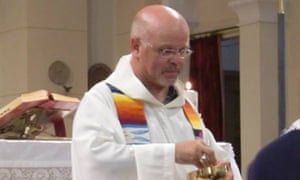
left=182, top=101, right=203, bottom=139
left=107, top=83, right=203, bottom=144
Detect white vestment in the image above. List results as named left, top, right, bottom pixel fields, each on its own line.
left=72, top=54, right=242, bottom=180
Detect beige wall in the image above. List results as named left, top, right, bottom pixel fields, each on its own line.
left=0, top=0, right=87, bottom=136
left=0, top=1, right=28, bottom=103
left=88, top=0, right=114, bottom=68
left=0, top=0, right=87, bottom=98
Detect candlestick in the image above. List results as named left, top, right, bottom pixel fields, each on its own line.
left=185, top=90, right=198, bottom=109
left=185, top=81, right=199, bottom=109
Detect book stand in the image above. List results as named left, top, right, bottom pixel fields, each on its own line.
left=0, top=108, right=66, bottom=139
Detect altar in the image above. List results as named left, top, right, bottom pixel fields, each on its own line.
left=0, top=139, right=72, bottom=179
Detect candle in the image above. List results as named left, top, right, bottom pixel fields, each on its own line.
left=184, top=81, right=198, bottom=109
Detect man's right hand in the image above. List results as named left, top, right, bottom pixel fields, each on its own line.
left=175, top=139, right=217, bottom=168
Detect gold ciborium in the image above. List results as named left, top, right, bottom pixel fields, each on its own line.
left=188, top=165, right=227, bottom=180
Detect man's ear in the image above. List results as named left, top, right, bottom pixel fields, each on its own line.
left=130, top=38, right=141, bottom=57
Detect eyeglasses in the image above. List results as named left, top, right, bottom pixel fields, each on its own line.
left=141, top=40, right=193, bottom=59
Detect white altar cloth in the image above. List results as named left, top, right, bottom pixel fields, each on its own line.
left=0, top=139, right=72, bottom=180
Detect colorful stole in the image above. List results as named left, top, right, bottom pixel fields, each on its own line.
left=107, top=84, right=150, bottom=144
left=107, top=83, right=203, bottom=144
left=182, top=101, right=203, bottom=139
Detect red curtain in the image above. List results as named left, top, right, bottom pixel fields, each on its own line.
left=189, top=35, right=224, bottom=141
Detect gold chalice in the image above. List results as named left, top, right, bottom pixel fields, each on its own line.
left=187, top=165, right=228, bottom=180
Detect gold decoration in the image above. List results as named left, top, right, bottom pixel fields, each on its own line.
left=188, top=165, right=228, bottom=180
left=278, top=0, right=285, bottom=14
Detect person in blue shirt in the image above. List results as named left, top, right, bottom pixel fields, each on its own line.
left=248, top=127, right=300, bottom=180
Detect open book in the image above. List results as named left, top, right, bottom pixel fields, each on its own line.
left=0, top=90, right=80, bottom=139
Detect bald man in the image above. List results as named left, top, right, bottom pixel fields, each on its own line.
left=72, top=5, right=241, bottom=180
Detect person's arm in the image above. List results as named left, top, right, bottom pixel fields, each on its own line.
left=182, top=98, right=241, bottom=179
left=203, top=128, right=242, bottom=180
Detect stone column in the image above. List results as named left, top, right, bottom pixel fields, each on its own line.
left=229, top=0, right=278, bottom=177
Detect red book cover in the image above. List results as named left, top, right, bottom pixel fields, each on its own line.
left=0, top=90, right=49, bottom=127
left=38, top=92, right=79, bottom=111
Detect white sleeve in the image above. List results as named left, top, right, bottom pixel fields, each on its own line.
left=203, top=128, right=243, bottom=180
left=71, top=84, right=176, bottom=180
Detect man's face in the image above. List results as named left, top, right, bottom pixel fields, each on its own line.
left=130, top=6, right=191, bottom=91
left=138, top=36, right=190, bottom=89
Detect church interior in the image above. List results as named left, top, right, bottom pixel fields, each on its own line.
left=0, top=0, right=299, bottom=179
